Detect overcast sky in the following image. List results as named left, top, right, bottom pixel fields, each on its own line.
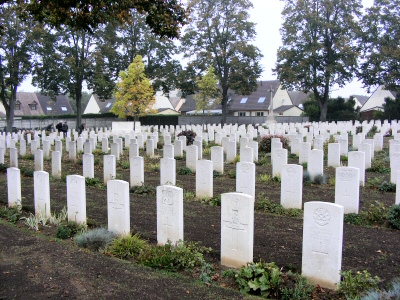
left=21, top=0, right=376, bottom=97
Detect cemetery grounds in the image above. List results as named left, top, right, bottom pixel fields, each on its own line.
left=0, top=136, right=399, bottom=299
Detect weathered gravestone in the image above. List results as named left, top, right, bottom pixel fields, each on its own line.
left=103, top=155, right=116, bottom=184
left=52, top=151, right=62, bottom=179
left=186, top=145, right=198, bottom=172
left=107, top=180, right=130, bottom=236
left=160, top=157, right=176, bottom=185
left=82, top=154, right=94, bottom=179
left=7, top=167, right=21, bottom=207
left=272, top=148, right=287, bottom=177
left=34, top=149, right=43, bottom=171
left=156, top=185, right=183, bottom=245
left=335, top=167, right=360, bottom=214
left=236, top=162, right=255, bottom=197
left=221, top=192, right=254, bottom=268
left=130, top=156, right=144, bottom=187
left=308, top=149, right=324, bottom=181
left=196, top=160, right=213, bottom=198
left=211, top=146, right=224, bottom=174
left=67, top=175, right=86, bottom=224
left=302, top=202, right=344, bottom=290
left=10, top=147, right=18, bottom=168
left=348, top=151, right=366, bottom=186
left=281, top=164, right=303, bottom=209
left=328, top=143, right=340, bottom=168
left=34, top=171, right=51, bottom=218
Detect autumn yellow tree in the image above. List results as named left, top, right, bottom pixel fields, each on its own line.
left=111, top=55, right=156, bottom=130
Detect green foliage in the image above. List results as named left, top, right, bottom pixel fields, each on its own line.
left=366, top=177, right=384, bottom=189
left=344, top=213, right=364, bottom=226
left=85, top=177, right=103, bottom=188
left=74, top=228, right=116, bottom=251
left=177, top=130, right=196, bottom=145
left=129, top=183, right=156, bottom=195
left=56, top=222, right=80, bottom=239
left=212, top=170, right=221, bottom=178
left=148, top=163, right=160, bottom=172
left=386, top=205, right=400, bottom=230
left=255, top=197, right=302, bottom=217
left=366, top=126, right=379, bottom=138
left=341, top=155, right=348, bottom=162
left=199, top=263, right=215, bottom=283
left=228, top=170, right=236, bottom=179
left=367, top=158, right=390, bottom=173
left=339, top=270, right=380, bottom=300
left=232, top=261, right=282, bottom=297
left=0, top=205, right=21, bottom=224
left=361, top=201, right=389, bottom=225
left=378, top=181, right=396, bottom=193
left=23, top=213, right=40, bottom=231
left=48, top=207, right=68, bottom=226
left=138, top=240, right=210, bottom=271
left=323, top=135, right=337, bottom=155
left=0, top=163, right=8, bottom=173
left=302, top=97, right=359, bottom=122
left=120, top=161, right=130, bottom=169
left=184, top=191, right=195, bottom=201
left=259, top=174, right=272, bottom=184
left=313, top=174, right=327, bottom=185
left=280, top=271, right=315, bottom=300
left=106, top=233, right=149, bottom=260
left=201, top=195, right=221, bottom=207
left=256, top=155, right=270, bottom=166
left=20, top=166, right=34, bottom=177
left=194, top=66, right=221, bottom=113
left=259, top=135, right=290, bottom=153
left=178, top=166, right=193, bottom=175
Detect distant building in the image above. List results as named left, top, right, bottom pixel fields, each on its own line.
left=360, top=86, right=397, bottom=120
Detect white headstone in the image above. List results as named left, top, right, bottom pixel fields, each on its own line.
left=299, top=142, right=311, bottom=164
left=34, top=149, right=43, bottom=171
left=67, top=175, right=86, bottom=224
left=335, top=167, right=360, bottom=214
left=174, top=140, right=183, bottom=158
left=396, top=170, right=400, bottom=205
left=7, top=167, right=21, bottom=207
left=102, top=137, right=109, bottom=153
left=236, top=162, right=255, bottom=197
left=146, top=139, right=154, bottom=157
left=226, top=140, right=237, bottom=163
left=281, top=164, right=303, bottom=209
left=196, top=160, right=213, bottom=198
left=82, top=153, right=94, bottom=179
left=107, top=180, right=130, bottom=236
left=327, top=143, right=340, bottom=168
left=157, top=185, right=184, bottom=245
left=9, top=147, right=18, bottom=168
left=348, top=151, right=366, bottom=186
left=130, top=156, right=144, bottom=187
left=160, top=157, right=176, bottom=186
left=358, top=143, right=372, bottom=169
left=51, top=151, right=62, bottom=179
left=390, top=152, right=400, bottom=184
left=302, top=201, right=344, bottom=290
left=163, top=144, right=174, bottom=159
left=186, top=145, right=198, bottom=172
left=211, top=146, right=224, bottom=174
left=34, top=171, right=51, bottom=218
left=308, top=149, right=324, bottom=181
left=193, top=140, right=203, bottom=160
left=272, top=148, right=288, bottom=177
left=19, top=139, right=26, bottom=156
left=103, top=155, right=116, bottom=184
left=221, top=192, right=254, bottom=268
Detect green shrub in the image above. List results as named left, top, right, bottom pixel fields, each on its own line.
left=22, top=153, right=34, bottom=160
left=20, top=166, right=34, bottom=177
left=339, top=270, right=380, bottom=300
left=74, top=228, right=116, bottom=251
left=280, top=271, right=315, bottom=300
left=148, top=163, right=160, bottom=172
left=177, top=130, right=196, bottom=145
left=212, top=170, right=221, bottom=178
left=255, top=197, right=302, bottom=217
left=387, top=204, right=400, bottom=229
left=106, top=233, right=149, bottom=259
left=229, top=170, right=236, bottom=179
left=56, top=222, right=80, bottom=239
left=344, top=213, right=364, bottom=226
left=256, top=155, right=270, bottom=166
left=0, top=163, right=8, bottom=173
left=341, top=155, right=348, bottom=162
left=85, top=177, right=103, bottom=187
left=199, top=263, right=215, bottom=283
left=232, top=261, right=282, bottom=297
left=366, top=125, right=378, bottom=137
left=259, top=174, right=272, bottom=184
left=367, top=159, right=390, bottom=173
left=361, top=201, right=388, bottom=225
left=366, top=177, right=384, bottom=189
left=178, top=166, right=193, bottom=175
left=120, top=161, right=130, bottom=169
left=0, top=205, right=21, bottom=223
left=378, top=181, right=396, bottom=192
left=130, top=183, right=156, bottom=195
left=138, top=240, right=209, bottom=271
left=259, top=135, right=290, bottom=153
left=313, top=174, right=327, bottom=185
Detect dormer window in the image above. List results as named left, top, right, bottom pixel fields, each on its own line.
left=29, top=101, right=37, bottom=110
left=61, top=106, right=67, bottom=111
left=47, top=106, right=52, bottom=111
left=258, top=97, right=266, bottom=103
left=15, top=101, right=21, bottom=110
left=105, top=103, right=112, bottom=108
left=240, top=97, right=248, bottom=104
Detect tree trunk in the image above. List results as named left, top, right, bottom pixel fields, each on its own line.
left=221, top=85, right=229, bottom=125
left=6, top=87, right=17, bottom=133
left=319, top=101, right=328, bottom=122
left=75, top=88, right=82, bottom=131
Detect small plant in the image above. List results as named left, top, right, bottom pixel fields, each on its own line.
left=378, top=181, right=396, bottom=193
left=300, top=162, right=308, bottom=169
left=255, top=197, right=302, bottom=217
left=0, top=163, right=8, bottom=173
left=148, top=163, right=160, bottom=172
left=339, top=270, right=380, bottom=300
left=23, top=213, right=40, bottom=231
left=344, top=213, right=364, bottom=226
left=361, top=201, right=388, bottom=225
left=199, top=263, right=215, bottom=283
left=259, top=135, right=290, bottom=153
left=20, top=166, right=34, bottom=177
left=129, top=183, right=156, bottom=195
left=259, top=174, right=272, bottom=183
left=49, top=207, right=68, bottom=225
left=74, top=227, right=116, bottom=251
left=341, top=155, right=348, bottom=162
left=387, top=204, right=400, bottom=229
left=229, top=170, right=236, bottom=179
left=56, top=222, right=80, bottom=239
left=106, top=233, right=149, bottom=259
left=22, top=153, right=34, bottom=160
left=207, top=195, right=221, bottom=206
left=232, top=261, right=282, bottom=297
left=280, top=271, right=315, bottom=300
left=367, top=159, right=390, bottom=173
left=313, top=174, right=327, bottom=185
left=366, top=125, right=378, bottom=137
left=303, top=170, right=311, bottom=184
left=256, top=155, right=270, bottom=166
left=120, top=161, right=130, bottom=169
left=184, top=190, right=196, bottom=201
left=85, top=177, right=103, bottom=187
left=177, top=130, right=196, bottom=145
left=366, top=177, right=384, bottom=189
left=232, top=155, right=240, bottom=164
left=178, top=166, right=193, bottom=175
left=0, top=205, right=21, bottom=223
left=361, top=277, right=400, bottom=299
left=272, top=176, right=281, bottom=183
left=212, top=170, right=221, bottom=178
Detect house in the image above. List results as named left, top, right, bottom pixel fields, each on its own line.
left=0, top=92, right=73, bottom=117
left=179, top=93, right=222, bottom=115
left=360, top=85, right=397, bottom=120
left=84, top=92, right=179, bottom=115
left=83, top=94, right=115, bottom=114
left=351, top=95, right=369, bottom=110
left=228, top=80, right=303, bottom=117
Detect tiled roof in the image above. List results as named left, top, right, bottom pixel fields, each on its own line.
left=15, top=92, right=44, bottom=116
left=92, top=94, right=116, bottom=113
left=274, top=105, right=295, bottom=113
left=288, top=91, right=310, bottom=106
left=35, top=93, right=73, bottom=115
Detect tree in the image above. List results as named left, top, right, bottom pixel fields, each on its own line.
left=181, top=0, right=263, bottom=123
left=111, top=55, right=156, bottom=130
left=0, top=3, right=36, bottom=133
left=20, top=0, right=188, bottom=39
left=359, top=0, right=400, bottom=92
left=376, top=94, right=400, bottom=121
left=32, top=27, right=95, bottom=129
left=194, top=66, right=220, bottom=114
left=275, top=0, right=362, bottom=121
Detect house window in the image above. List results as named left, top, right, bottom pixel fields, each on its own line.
left=258, top=97, right=266, bottom=103
left=15, top=101, right=21, bottom=110
left=47, top=107, right=52, bottom=111
left=240, top=97, right=248, bottom=104
left=105, top=103, right=112, bottom=108
left=61, top=106, right=67, bottom=111
left=239, top=112, right=246, bottom=116
left=256, top=112, right=264, bottom=116
left=29, top=102, right=37, bottom=110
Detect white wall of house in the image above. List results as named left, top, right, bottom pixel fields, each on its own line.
left=279, top=106, right=303, bottom=117
left=83, top=95, right=101, bottom=114
left=271, top=85, right=293, bottom=111
left=360, top=85, right=395, bottom=112
left=0, top=102, right=5, bottom=115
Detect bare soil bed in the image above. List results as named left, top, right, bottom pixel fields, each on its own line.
left=0, top=137, right=399, bottom=299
